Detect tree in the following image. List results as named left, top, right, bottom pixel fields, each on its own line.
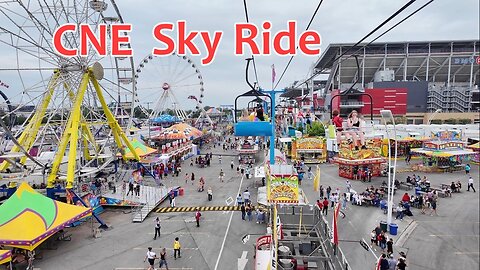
left=443, top=118, right=457, bottom=124
left=458, top=118, right=472, bottom=124
left=306, top=121, right=325, bottom=137
left=430, top=119, right=442, bottom=124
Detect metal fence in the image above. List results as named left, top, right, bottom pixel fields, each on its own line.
left=276, top=204, right=351, bottom=270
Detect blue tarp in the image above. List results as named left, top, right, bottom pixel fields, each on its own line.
left=150, top=114, right=179, bottom=124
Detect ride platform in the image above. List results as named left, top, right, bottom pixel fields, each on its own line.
left=101, top=184, right=175, bottom=223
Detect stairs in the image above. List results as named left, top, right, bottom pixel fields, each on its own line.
left=131, top=185, right=174, bottom=223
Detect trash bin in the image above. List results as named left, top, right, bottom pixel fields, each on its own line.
left=380, top=220, right=388, bottom=232
left=389, top=223, right=398, bottom=235
left=178, top=188, right=184, bottom=196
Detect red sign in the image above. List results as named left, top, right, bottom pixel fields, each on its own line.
left=476, top=56, right=480, bottom=65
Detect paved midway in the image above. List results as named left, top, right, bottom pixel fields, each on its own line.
left=32, top=136, right=479, bottom=270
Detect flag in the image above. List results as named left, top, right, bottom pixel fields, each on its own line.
left=271, top=64, right=276, bottom=86
left=271, top=203, right=278, bottom=270
left=332, top=202, right=340, bottom=245
left=313, top=165, right=320, bottom=192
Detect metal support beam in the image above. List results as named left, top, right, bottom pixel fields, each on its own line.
left=0, top=71, right=60, bottom=171
left=47, top=72, right=90, bottom=188
left=90, top=70, right=140, bottom=161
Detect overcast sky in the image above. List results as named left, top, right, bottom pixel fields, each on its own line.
left=0, top=0, right=479, bottom=109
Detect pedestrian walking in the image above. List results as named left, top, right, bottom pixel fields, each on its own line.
left=326, top=186, right=332, bottom=199
left=144, top=247, right=157, bottom=270
left=219, top=169, right=225, bottom=182
left=191, top=172, right=195, bottom=185
left=195, top=210, right=202, bottom=227
left=158, top=247, right=169, bottom=270
left=387, top=254, right=397, bottom=270
left=184, top=173, right=189, bottom=184
left=319, top=185, right=324, bottom=199
left=322, top=198, right=329, bottom=215
left=236, top=194, right=244, bottom=205
left=246, top=203, right=253, bottom=221
left=379, top=232, right=387, bottom=251
left=386, top=238, right=393, bottom=255
left=170, top=195, right=176, bottom=208
left=231, top=160, right=234, bottom=170
left=154, top=217, right=161, bottom=240
left=243, top=189, right=251, bottom=204
left=378, top=254, right=389, bottom=270
left=467, top=176, right=476, bottom=192
left=429, top=197, right=438, bottom=216
left=236, top=166, right=240, bottom=176
left=127, top=181, right=134, bottom=196
left=346, top=180, right=351, bottom=193
left=135, top=183, right=141, bottom=196
left=241, top=204, right=246, bottom=220
left=397, top=257, right=407, bottom=270
left=173, top=237, right=181, bottom=259
left=207, top=187, right=213, bottom=201
left=465, top=163, right=471, bottom=174
left=219, top=155, right=222, bottom=164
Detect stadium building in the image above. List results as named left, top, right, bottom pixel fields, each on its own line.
left=283, top=40, right=479, bottom=124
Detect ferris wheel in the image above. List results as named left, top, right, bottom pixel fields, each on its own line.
left=134, top=53, right=205, bottom=121
left=0, top=0, right=138, bottom=190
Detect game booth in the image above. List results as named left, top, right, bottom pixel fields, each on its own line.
left=410, top=131, right=476, bottom=172
left=466, top=142, right=480, bottom=164
left=237, top=138, right=259, bottom=155
left=334, top=137, right=385, bottom=180
left=383, top=137, right=430, bottom=157
left=291, top=136, right=327, bottom=163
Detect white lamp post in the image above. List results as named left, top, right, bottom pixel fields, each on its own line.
left=427, top=109, right=442, bottom=125
left=380, top=110, right=397, bottom=226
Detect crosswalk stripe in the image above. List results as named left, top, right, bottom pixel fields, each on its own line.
left=154, top=205, right=246, bottom=213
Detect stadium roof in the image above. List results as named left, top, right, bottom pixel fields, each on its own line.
left=314, top=40, right=479, bottom=85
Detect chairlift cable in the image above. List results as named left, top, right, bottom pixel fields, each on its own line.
left=330, top=0, right=417, bottom=64
left=243, top=0, right=260, bottom=88
left=273, top=0, right=325, bottom=90
left=296, top=0, right=432, bottom=89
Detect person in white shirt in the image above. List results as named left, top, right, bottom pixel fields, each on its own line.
left=467, top=176, right=476, bottom=192
left=243, top=189, right=251, bottom=204
left=144, top=247, right=157, bottom=270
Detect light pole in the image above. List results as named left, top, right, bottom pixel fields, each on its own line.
left=380, top=110, right=397, bottom=226
left=427, top=109, right=442, bottom=125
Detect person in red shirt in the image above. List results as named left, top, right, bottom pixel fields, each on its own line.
left=195, top=210, right=202, bottom=227
left=401, top=193, right=410, bottom=203
left=332, top=110, right=345, bottom=145
left=322, top=198, right=329, bottom=215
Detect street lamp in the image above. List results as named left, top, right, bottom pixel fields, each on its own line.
left=427, top=109, right=442, bottom=125
left=380, top=110, right=397, bottom=226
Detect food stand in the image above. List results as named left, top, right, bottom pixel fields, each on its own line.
left=291, top=137, right=327, bottom=163
left=335, top=137, right=385, bottom=180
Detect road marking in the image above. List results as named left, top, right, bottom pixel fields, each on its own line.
left=133, top=247, right=199, bottom=250
left=454, top=251, right=479, bottom=255
left=155, top=205, right=249, bottom=213
left=115, top=268, right=192, bottom=270
left=238, top=251, right=248, bottom=270
left=430, top=234, right=480, bottom=237
left=214, top=174, right=245, bottom=270
left=148, top=232, right=208, bottom=235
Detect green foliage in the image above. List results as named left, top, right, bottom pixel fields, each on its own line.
left=394, top=116, right=407, bottom=124
left=458, top=118, right=472, bottom=125
left=443, top=118, right=457, bottom=124
left=430, top=119, right=442, bottom=124
left=296, top=126, right=303, bottom=133
left=306, top=121, right=325, bottom=137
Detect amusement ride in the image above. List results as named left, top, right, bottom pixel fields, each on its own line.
left=0, top=0, right=139, bottom=196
